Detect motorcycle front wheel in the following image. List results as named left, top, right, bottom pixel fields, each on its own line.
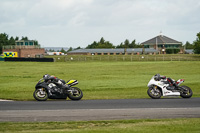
left=33, top=88, right=48, bottom=101
left=68, top=87, right=83, bottom=100
left=147, top=86, right=162, bottom=99
left=180, top=86, right=193, bottom=98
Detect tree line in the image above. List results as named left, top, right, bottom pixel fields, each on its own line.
left=86, top=37, right=142, bottom=49
left=1, top=32, right=200, bottom=54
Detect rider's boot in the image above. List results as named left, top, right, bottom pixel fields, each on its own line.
left=61, top=84, right=70, bottom=90
left=173, top=82, right=179, bottom=89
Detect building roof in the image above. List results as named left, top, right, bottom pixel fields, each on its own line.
left=68, top=48, right=158, bottom=54
left=141, top=35, right=182, bottom=45
left=68, top=49, right=125, bottom=53
left=15, top=40, right=35, bottom=42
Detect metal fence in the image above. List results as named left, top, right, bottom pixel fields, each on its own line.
left=52, top=55, right=200, bottom=62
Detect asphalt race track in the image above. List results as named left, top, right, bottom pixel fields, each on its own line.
left=0, top=98, right=200, bottom=122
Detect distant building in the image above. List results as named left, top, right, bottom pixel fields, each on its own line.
left=185, top=49, right=194, bottom=54
left=67, top=48, right=158, bottom=55
left=45, top=47, right=69, bottom=52
left=141, top=35, right=182, bottom=54
left=47, top=52, right=65, bottom=55
left=15, top=40, right=35, bottom=46
left=2, top=40, right=45, bottom=58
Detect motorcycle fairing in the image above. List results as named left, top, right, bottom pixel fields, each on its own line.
left=148, top=76, right=180, bottom=96
left=176, top=79, right=184, bottom=86
left=66, top=80, right=78, bottom=86
left=35, top=82, right=52, bottom=96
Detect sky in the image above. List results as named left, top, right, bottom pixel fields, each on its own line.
left=1, top=0, right=200, bottom=48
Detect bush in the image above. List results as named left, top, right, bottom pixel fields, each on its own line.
left=166, top=48, right=180, bottom=54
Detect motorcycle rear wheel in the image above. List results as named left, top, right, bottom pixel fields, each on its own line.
left=68, top=87, right=83, bottom=100
left=147, top=86, right=162, bottom=99
left=33, top=88, right=48, bottom=101
left=180, top=86, right=193, bottom=98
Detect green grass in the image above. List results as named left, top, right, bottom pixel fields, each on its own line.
left=0, top=61, right=200, bottom=100
left=0, top=118, right=200, bottom=133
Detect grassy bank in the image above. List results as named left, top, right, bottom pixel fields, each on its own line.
left=0, top=118, right=200, bottom=133
left=0, top=61, right=200, bottom=100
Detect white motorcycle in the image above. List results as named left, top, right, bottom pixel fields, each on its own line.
left=147, top=74, right=193, bottom=99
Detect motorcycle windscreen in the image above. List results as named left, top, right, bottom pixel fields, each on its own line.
left=66, top=80, right=78, bottom=86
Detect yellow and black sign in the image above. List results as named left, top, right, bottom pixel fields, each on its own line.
left=4, top=52, right=18, bottom=57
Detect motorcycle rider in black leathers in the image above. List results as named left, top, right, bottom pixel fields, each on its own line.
left=43, top=74, right=69, bottom=95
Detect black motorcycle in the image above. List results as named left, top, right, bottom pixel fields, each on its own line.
left=33, top=78, right=83, bottom=101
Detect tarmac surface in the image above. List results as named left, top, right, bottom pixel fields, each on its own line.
left=0, top=98, right=200, bottom=122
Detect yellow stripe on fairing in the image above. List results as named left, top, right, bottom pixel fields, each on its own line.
left=67, top=80, right=76, bottom=84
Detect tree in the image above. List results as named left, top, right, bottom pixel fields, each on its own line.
left=87, top=41, right=97, bottom=49
left=116, top=39, right=129, bottom=48
left=74, top=46, right=81, bottom=50
left=185, top=41, right=194, bottom=49
left=194, top=32, right=200, bottom=54
left=9, top=37, right=15, bottom=45
left=34, top=40, right=39, bottom=45
left=124, top=39, right=130, bottom=48
left=0, top=33, right=9, bottom=46
left=86, top=37, right=115, bottom=49
left=116, top=39, right=142, bottom=48
left=15, top=36, right=19, bottom=41
left=21, top=36, right=29, bottom=41
left=0, top=33, right=9, bottom=54
left=67, top=47, right=73, bottom=52
left=129, top=40, right=136, bottom=48
left=60, top=48, right=67, bottom=54
left=99, top=37, right=105, bottom=44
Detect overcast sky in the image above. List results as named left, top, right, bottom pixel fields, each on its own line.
left=1, top=0, right=200, bottom=48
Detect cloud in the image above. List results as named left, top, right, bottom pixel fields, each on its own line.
left=0, top=0, right=200, bottom=47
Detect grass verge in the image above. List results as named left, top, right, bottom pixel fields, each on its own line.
left=0, top=118, right=200, bottom=133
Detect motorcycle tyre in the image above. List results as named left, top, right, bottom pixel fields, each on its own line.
left=180, top=86, right=193, bottom=98
left=33, top=88, right=48, bottom=101
left=68, top=87, right=83, bottom=100
left=147, top=87, right=162, bottom=99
